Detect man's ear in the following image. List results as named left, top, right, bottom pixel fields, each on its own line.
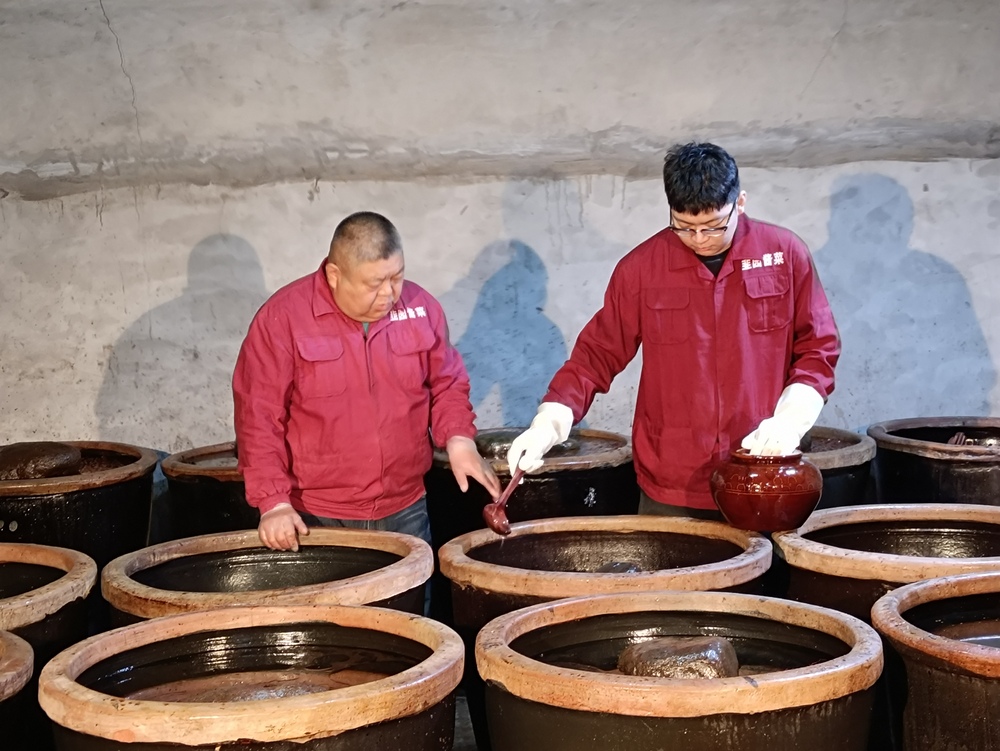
left=324, top=260, right=341, bottom=291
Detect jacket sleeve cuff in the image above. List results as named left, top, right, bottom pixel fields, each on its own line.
left=252, top=494, right=293, bottom=516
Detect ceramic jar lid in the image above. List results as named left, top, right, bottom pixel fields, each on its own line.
left=434, top=427, right=632, bottom=474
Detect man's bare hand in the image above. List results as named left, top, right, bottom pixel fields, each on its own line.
left=446, top=436, right=500, bottom=499
left=258, top=504, right=309, bottom=552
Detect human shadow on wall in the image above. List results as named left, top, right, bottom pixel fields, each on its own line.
left=96, top=234, right=268, bottom=539
left=813, top=174, right=995, bottom=426
left=445, top=239, right=569, bottom=428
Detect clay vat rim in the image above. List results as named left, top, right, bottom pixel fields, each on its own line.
left=867, top=416, right=1000, bottom=461
left=803, top=426, right=876, bottom=469
left=38, top=603, right=464, bottom=744
left=475, top=590, right=883, bottom=717
left=432, top=427, right=633, bottom=473
left=0, top=441, right=158, bottom=497
left=872, top=570, right=1000, bottom=678
left=0, top=543, right=98, bottom=630
left=101, top=528, right=433, bottom=619
left=0, top=629, right=33, bottom=701
left=438, top=515, right=772, bottom=597
left=772, top=503, right=1000, bottom=582
left=161, top=441, right=242, bottom=482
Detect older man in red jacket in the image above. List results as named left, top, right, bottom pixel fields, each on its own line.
left=508, top=143, right=840, bottom=518
left=234, top=211, right=499, bottom=551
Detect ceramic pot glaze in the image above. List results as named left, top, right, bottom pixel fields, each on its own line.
left=773, top=503, right=1000, bottom=751
left=157, top=441, right=258, bottom=543
left=439, top=515, right=772, bottom=750
left=0, top=543, right=97, bottom=751
left=0, top=630, right=33, bottom=751
left=102, top=528, right=433, bottom=625
left=801, top=427, right=877, bottom=508
left=867, top=416, right=1000, bottom=504
left=38, top=604, right=464, bottom=750
left=476, top=591, right=882, bottom=751
left=872, top=571, right=1000, bottom=751
left=0, top=442, right=157, bottom=570
left=709, top=449, right=823, bottom=531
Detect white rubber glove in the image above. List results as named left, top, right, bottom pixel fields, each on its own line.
left=741, top=383, right=825, bottom=456
left=506, top=402, right=575, bottom=473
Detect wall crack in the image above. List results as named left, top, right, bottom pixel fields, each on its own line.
left=99, top=0, right=145, bottom=155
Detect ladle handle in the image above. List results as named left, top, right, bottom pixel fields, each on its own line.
left=496, top=466, right=525, bottom=510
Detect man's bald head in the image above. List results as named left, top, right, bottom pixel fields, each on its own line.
left=328, top=211, right=402, bottom=269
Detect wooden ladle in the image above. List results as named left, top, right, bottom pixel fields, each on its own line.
left=482, top=466, right=525, bottom=536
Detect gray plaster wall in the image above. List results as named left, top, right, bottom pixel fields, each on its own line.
left=1, top=161, right=997, bottom=452
left=2, top=0, right=1000, bottom=198
left=1, top=1, right=999, bottom=453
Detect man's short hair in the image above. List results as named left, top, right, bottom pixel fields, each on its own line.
left=329, top=211, right=402, bottom=267
left=662, top=142, right=740, bottom=215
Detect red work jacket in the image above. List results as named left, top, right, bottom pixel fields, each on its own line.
left=233, top=263, right=476, bottom=519
left=544, top=217, right=840, bottom=510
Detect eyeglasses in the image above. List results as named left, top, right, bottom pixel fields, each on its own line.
left=668, top=200, right=738, bottom=239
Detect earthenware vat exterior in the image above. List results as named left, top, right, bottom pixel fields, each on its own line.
left=102, top=528, right=434, bottom=624
left=772, top=504, right=1000, bottom=621
left=157, top=441, right=257, bottom=543
left=440, top=515, right=772, bottom=750
left=872, top=571, right=1000, bottom=751
left=0, top=442, right=157, bottom=570
left=425, top=427, right=637, bottom=626
left=867, top=416, right=1000, bottom=504
left=0, top=543, right=98, bottom=751
left=802, top=426, right=877, bottom=508
left=38, top=604, right=464, bottom=750
left=476, top=590, right=882, bottom=751
left=0, top=630, right=34, bottom=751
left=773, top=503, right=1000, bottom=750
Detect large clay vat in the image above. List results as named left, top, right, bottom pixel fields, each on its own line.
left=772, top=504, right=1000, bottom=621
left=867, top=416, right=1000, bottom=504
left=772, top=503, right=1000, bottom=750
left=872, top=571, right=1000, bottom=751
left=38, top=604, right=464, bottom=750
left=476, top=590, right=882, bottom=751
left=157, top=441, right=257, bottom=543
left=425, top=427, right=638, bottom=625
left=801, top=426, right=877, bottom=508
left=0, top=543, right=98, bottom=751
left=0, top=441, right=157, bottom=569
left=102, top=528, right=434, bottom=625
left=0, top=630, right=33, bottom=751
left=439, top=515, right=771, bottom=750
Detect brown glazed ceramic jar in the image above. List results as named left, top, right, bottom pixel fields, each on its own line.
left=709, top=449, right=823, bottom=532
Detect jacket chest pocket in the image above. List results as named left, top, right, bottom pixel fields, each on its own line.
left=643, top=288, right=690, bottom=344
left=744, top=273, right=792, bottom=333
left=295, top=336, right=346, bottom=398
left=388, top=325, right=436, bottom=389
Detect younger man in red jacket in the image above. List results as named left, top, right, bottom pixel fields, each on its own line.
left=234, top=211, right=499, bottom=550
left=508, top=143, right=840, bottom=518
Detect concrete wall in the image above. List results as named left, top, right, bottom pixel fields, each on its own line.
left=3, top=0, right=1000, bottom=198
left=1, top=1, right=999, bottom=453
left=2, top=159, right=997, bottom=453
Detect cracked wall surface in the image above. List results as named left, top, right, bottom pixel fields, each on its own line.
left=2, top=0, right=1000, bottom=199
